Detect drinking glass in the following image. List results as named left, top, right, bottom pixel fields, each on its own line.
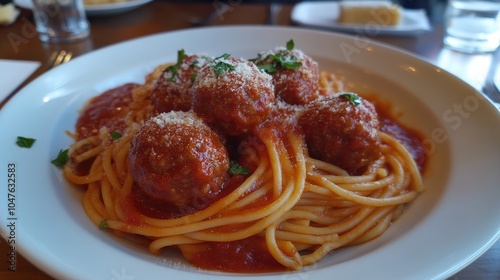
left=444, top=0, right=500, bottom=53
left=32, top=0, right=90, bottom=43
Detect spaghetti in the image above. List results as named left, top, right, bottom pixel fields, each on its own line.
left=62, top=46, right=425, bottom=272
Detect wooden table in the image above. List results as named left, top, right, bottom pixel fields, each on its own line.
left=1, top=1, right=499, bottom=279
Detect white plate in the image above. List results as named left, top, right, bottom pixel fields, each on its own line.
left=291, top=1, right=432, bottom=36
left=1, top=26, right=500, bottom=280
left=14, top=0, right=153, bottom=16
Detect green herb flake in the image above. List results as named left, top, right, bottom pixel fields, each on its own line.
left=190, top=73, right=198, bottom=83
left=211, top=53, right=235, bottom=77
left=99, top=219, right=108, bottom=230
left=228, top=160, right=250, bottom=176
left=274, top=54, right=301, bottom=70
left=286, top=39, right=295, bottom=51
left=16, top=136, right=36, bottom=148
left=215, top=53, right=231, bottom=60
left=110, top=131, right=122, bottom=139
left=258, top=63, right=277, bottom=73
left=339, top=92, right=361, bottom=106
left=165, top=49, right=187, bottom=81
left=51, top=149, right=69, bottom=168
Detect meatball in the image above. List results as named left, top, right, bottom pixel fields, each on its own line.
left=255, top=47, right=320, bottom=105
left=128, top=111, right=230, bottom=208
left=191, top=55, right=275, bottom=136
left=299, top=94, right=381, bottom=174
left=151, top=52, right=212, bottom=113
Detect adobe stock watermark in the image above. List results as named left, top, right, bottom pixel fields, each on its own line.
left=210, top=0, right=243, bottom=22
left=281, top=262, right=320, bottom=280
left=338, top=8, right=399, bottom=63
left=110, top=267, right=135, bottom=280
left=421, top=93, right=486, bottom=157
left=6, top=16, right=38, bottom=54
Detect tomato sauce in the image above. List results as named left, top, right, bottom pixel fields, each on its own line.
left=379, top=113, right=428, bottom=172
left=180, top=235, right=287, bottom=273
left=75, top=83, right=139, bottom=140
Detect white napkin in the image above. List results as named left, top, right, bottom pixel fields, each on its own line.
left=0, top=59, right=41, bottom=103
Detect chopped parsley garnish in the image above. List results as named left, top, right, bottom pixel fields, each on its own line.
left=165, top=49, right=187, bottom=81
left=51, top=149, right=69, bottom=168
left=190, top=56, right=212, bottom=68
left=190, top=73, right=198, bottom=83
left=110, top=131, right=122, bottom=139
left=215, top=53, right=231, bottom=60
left=16, top=136, right=36, bottom=148
left=339, top=92, right=361, bottom=106
left=228, top=160, right=250, bottom=176
left=99, top=219, right=108, bottom=229
left=257, top=63, right=277, bottom=73
left=211, top=53, right=235, bottom=77
left=256, top=40, right=302, bottom=74
left=271, top=53, right=301, bottom=70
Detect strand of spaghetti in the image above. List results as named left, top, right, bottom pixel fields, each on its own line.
left=225, top=183, right=272, bottom=211
left=274, top=229, right=339, bottom=245
left=86, top=181, right=108, bottom=218
left=280, top=205, right=362, bottom=226
left=112, top=133, right=135, bottom=179
left=380, top=132, right=424, bottom=191
left=67, top=134, right=101, bottom=158
left=100, top=177, right=114, bottom=215
left=300, top=206, right=395, bottom=266
left=313, top=156, right=387, bottom=185
left=277, top=206, right=376, bottom=236
left=295, top=197, right=357, bottom=208
left=311, top=173, right=414, bottom=206
left=102, top=143, right=122, bottom=190
left=63, top=165, right=103, bottom=185
left=266, top=222, right=303, bottom=270
left=83, top=184, right=105, bottom=226
left=324, top=173, right=394, bottom=191
left=121, top=171, right=134, bottom=195
left=137, top=151, right=270, bottom=228
left=184, top=182, right=295, bottom=242
left=290, top=204, right=360, bottom=215
left=72, top=145, right=104, bottom=164
left=264, top=133, right=308, bottom=269
left=63, top=152, right=104, bottom=185
left=348, top=211, right=393, bottom=245
left=261, top=131, right=283, bottom=197
left=307, top=154, right=418, bottom=206
left=114, top=145, right=129, bottom=181
left=307, top=157, right=348, bottom=176
left=151, top=236, right=203, bottom=253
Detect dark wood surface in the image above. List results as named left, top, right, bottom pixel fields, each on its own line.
left=1, top=1, right=499, bottom=279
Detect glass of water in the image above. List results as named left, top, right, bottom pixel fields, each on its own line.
left=32, top=0, right=90, bottom=43
left=444, top=0, right=500, bottom=53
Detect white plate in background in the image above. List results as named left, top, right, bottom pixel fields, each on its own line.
left=291, top=1, right=432, bottom=36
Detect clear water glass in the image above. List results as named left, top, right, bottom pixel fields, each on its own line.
left=444, top=0, right=500, bottom=53
left=32, top=0, right=90, bottom=43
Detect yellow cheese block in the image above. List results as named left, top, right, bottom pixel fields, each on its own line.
left=338, top=1, right=402, bottom=26
left=0, top=3, right=19, bottom=25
